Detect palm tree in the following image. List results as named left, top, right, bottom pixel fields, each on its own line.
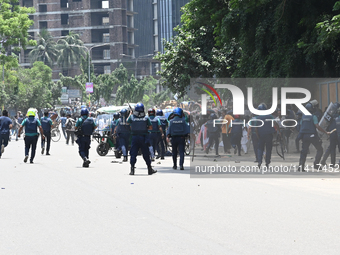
left=57, top=32, right=86, bottom=76
left=28, top=29, right=58, bottom=67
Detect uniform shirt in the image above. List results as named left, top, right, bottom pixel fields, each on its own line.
left=166, top=116, right=190, bottom=137
left=221, top=114, right=234, bottom=134
left=40, top=116, right=53, bottom=131
left=0, top=116, right=12, bottom=135
left=76, top=116, right=97, bottom=128
left=300, top=115, right=318, bottom=125
left=127, top=115, right=152, bottom=135
left=149, top=116, right=161, bottom=132
left=21, top=118, right=41, bottom=136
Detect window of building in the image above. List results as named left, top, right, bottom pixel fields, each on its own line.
left=102, top=17, right=109, bottom=25
left=128, top=48, right=134, bottom=57
left=28, top=32, right=34, bottom=40
left=104, top=66, right=111, bottom=74
left=60, top=0, right=69, bottom=8
left=103, top=50, right=110, bottom=60
left=73, top=0, right=81, bottom=2
left=61, top=14, right=69, bottom=25
left=39, top=4, right=47, bottom=12
left=39, top=21, right=48, bottom=29
left=101, top=1, right=109, bottom=8
left=128, top=32, right=133, bottom=44
left=61, top=30, right=69, bottom=36
left=23, top=0, right=33, bottom=7
left=103, top=33, right=110, bottom=43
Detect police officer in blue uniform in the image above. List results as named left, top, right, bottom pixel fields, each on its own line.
left=127, top=103, right=157, bottom=175
left=230, top=115, right=243, bottom=156
left=155, top=109, right=168, bottom=159
left=248, top=116, right=260, bottom=162
left=205, top=113, right=221, bottom=156
left=40, top=111, right=53, bottom=155
left=0, top=109, right=13, bottom=159
left=299, top=103, right=329, bottom=171
left=256, top=103, right=280, bottom=168
left=18, top=108, right=45, bottom=163
left=75, top=109, right=97, bottom=168
left=115, top=108, right=131, bottom=162
left=111, top=112, right=120, bottom=151
left=148, top=108, right=164, bottom=160
left=166, top=107, right=190, bottom=170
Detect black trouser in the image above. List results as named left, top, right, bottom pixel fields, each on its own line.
left=258, top=133, right=273, bottom=165
left=295, top=133, right=302, bottom=152
left=172, top=136, right=185, bottom=167
left=24, top=135, right=38, bottom=161
left=321, top=132, right=338, bottom=166
left=222, top=133, right=231, bottom=152
left=207, top=133, right=219, bottom=155
left=66, top=130, right=75, bottom=144
left=251, top=133, right=259, bottom=162
left=231, top=133, right=242, bottom=155
left=299, top=134, right=323, bottom=170
left=41, top=131, right=51, bottom=153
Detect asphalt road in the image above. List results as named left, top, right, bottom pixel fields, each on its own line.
left=1, top=135, right=340, bottom=254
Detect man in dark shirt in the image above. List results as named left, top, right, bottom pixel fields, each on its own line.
left=0, top=110, right=13, bottom=158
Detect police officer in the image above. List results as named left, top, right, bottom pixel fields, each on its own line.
left=148, top=108, right=164, bottom=160
left=40, top=110, right=53, bottom=155
left=298, top=103, right=329, bottom=171
left=247, top=115, right=260, bottom=162
left=155, top=109, right=168, bottom=159
left=75, top=108, right=97, bottom=168
left=111, top=112, right=120, bottom=151
left=127, top=103, right=157, bottom=175
left=18, top=108, right=45, bottom=163
left=205, top=113, right=221, bottom=156
left=167, top=107, right=189, bottom=170
left=230, top=115, right=243, bottom=156
left=0, top=110, right=13, bottom=159
left=256, top=103, right=280, bottom=169
left=115, top=108, right=131, bottom=162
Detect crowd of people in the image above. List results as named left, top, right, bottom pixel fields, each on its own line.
left=1, top=98, right=339, bottom=173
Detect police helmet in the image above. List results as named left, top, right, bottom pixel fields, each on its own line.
left=257, top=103, right=267, bottom=110
left=156, top=109, right=163, bottom=116
left=305, top=103, right=314, bottom=113
left=27, top=108, right=36, bottom=117
left=120, top=108, right=128, bottom=118
left=81, top=108, right=89, bottom=116
left=210, top=113, right=217, bottom=120
left=148, top=108, right=156, bottom=116
left=135, top=103, right=144, bottom=112
left=113, top=112, right=120, bottom=119
left=173, top=107, right=183, bottom=117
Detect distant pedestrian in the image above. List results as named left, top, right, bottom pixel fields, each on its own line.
left=40, top=111, right=53, bottom=155
left=60, top=113, right=67, bottom=139
left=65, top=114, right=76, bottom=145
left=0, top=110, right=13, bottom=159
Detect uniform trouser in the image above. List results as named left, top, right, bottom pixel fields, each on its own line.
left=0, top=133, right=10, bottom=157
left=118, top=133, right=130, bottom=157
left=66, top=130, right=75, bottom=144
left=149, top=132, right=160, bottom=156
left=162, top=135, right=168, bottom=151
left=77, top=136, right=91, bottom=159
left=258, top=133, right=274, bottom=165
left=321, top=132, right=338, bottom=166
left=157, top=134, right=165, bottom=157
left=24, top=135, right=38, bottom=161
left=222, top=133, right=232, bottom=152
left=130, top=135, right=151, bottom=167
left=252, top=133, right=259, bottom=161
left=295, top=133, right=302, bottom=152
left=299, top=134, right=323, bottom=169
left=207, top=133, right=219, bottom=155
left=172, top=136, right=185, bottom=167
left=281, top=128, right=292, bottom=152
left=231, top=133, right=242, bottom=155
left=41, top=131, right=51, bottom=153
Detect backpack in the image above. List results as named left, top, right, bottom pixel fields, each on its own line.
left=66, top=119, right=74, bottom=130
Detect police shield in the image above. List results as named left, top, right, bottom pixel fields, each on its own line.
left=318, top=102, right=340, bottom=138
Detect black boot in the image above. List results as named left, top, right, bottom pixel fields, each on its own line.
left=129, top=166, right=135, bottom=175
left=123, top=156, right=128, bottom=162
left=148, top=165, right=157, bottom=175
left=82, top=157, right=91, bottom=167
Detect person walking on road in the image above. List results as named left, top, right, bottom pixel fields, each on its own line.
left=127, top=103, right=157, bottom=175
left=41, top=111, right=53, bottom=155
left=18, top=108, right=45, bottom=163
left=60, top=113, right=67, bottom=139
left=115, top=109, right=131, bottom=162
left=0, top=110, right=13, bottom=159
left=65, top=114, right=76, bottom=145
left=75, top=109, right=97, bottom=168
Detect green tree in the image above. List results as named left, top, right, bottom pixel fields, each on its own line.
left=29, top=29, right=58, bottom=67
left=57, top=32, right=86, bottom=75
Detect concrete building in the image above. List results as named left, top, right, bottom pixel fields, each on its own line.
left=19, top=0, right=137, bottom=80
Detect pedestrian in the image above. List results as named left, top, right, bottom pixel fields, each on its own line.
left=115, top=109, right=131, bottom=162
left=75, top=108, right=97, bottom=168
left=155, top=109, right=168, bottom=159
left=0, top=110, right=13, bottom=159
left=127, top=103, right=157, bottom=175
left=18, top=108, right=45, bottom=163
left=241, top=123, right=249, bottom=154
left=40, top=111, right=53, bottom=155
left=230, top=115, right=243, bottom=156
left=256, top=103, right=280, bottom=169
left=248, top=116, right=260, bottom=162
left=11, top=115, right=19, bottom=141
left=166, top=107, right=190, bottom=170
left=298, top=103, right=329, bottom=171
left=60, top=113, right=67, bottom=139
left=205, top=113, right=221, bottom=156
left=221, top=110, right=234, bottom=154
left=65, top=114, right=76, bottom=145
left=148, top=108, right=164, bottom=160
